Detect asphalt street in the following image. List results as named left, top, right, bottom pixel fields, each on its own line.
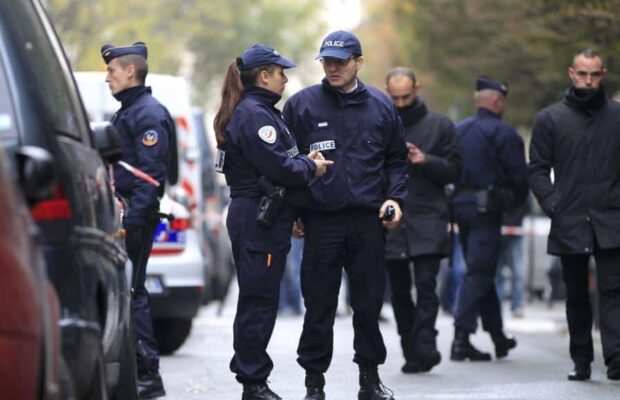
left=160, top=289, right=619, bottom=400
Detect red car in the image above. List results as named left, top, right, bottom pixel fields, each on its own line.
left=0, top=143, right=63, bottom=399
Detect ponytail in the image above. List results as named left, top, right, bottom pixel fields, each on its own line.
left=213, top=59, right=244, bottom=148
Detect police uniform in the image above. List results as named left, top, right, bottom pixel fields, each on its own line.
left=451, top=76, right=528, bottom=360
left=283, top=31, right=407, bottom=398
left=220, top=45, right=317, bottom=391
left=102, top=42, right=174, bottom=395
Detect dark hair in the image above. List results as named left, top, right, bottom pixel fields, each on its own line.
left=213, top=59, right=278, bottom=147
left=572, top=48, right=605, bottom=68
left=117, top=54, right=148, bottom=83
left=385, top=67, right=416, bottom=85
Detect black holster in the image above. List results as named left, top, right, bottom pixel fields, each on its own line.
left=256, top=176, right=285, bottom=227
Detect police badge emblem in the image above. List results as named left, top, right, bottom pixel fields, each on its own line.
left=142, top=130, right=159, bottom=146
left=258, top=125, right=277, bottom=144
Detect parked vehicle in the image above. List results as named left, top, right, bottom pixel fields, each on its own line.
left=147, top=195, right=206, bottom=354
left=0, top=136, right=64, bottom=399
left=192, top=107, right=234, bottom=305
left=0, top=1, right=136, bottom=398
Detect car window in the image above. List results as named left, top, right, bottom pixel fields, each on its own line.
left=3, top=1, right=87, bottom=141
left=0, top=58, right=18, bottom=147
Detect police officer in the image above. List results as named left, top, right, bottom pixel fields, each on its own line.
left=213, top=44, right=332, bottom=400
left=102, top=41, right=174, bottom=398
left=383, top=67, right=461, bottom=373
left=283, top=31, right=408, bottom=400
left=450, top=76, right=528, bottom=363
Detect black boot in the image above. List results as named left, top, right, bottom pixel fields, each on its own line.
left=241, top=382, right=282, bottom=400
left=450, top=329, right=491, bottom=362
left=358, top=364, right=394, bottom=400
left=414, top=331, right=441, bottom=372
left=303, top=372, right=325, bottom=400
left=400, top=332, right=420, bottom=373
left=491, top=332, right=517, bottom=359
left=607, top=357, right=620, bottom=381
left=568, top=364, right=591, bottom=381
left=137, top=370, right=166, bottom=399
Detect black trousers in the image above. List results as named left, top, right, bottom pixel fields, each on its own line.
left=386, top=256, right=441, bottom=344
left=126, top=217, right=161, bottom=374
left=561, top=244, right=620, bottom=366
left=298, top=210, right=387, bottom=373
left=453, top=214, right=503, bottom=334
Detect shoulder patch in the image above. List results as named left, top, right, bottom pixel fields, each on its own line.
left=258, top=125, right=277, bottom=144
left=142, top=130, right=159, bottom=147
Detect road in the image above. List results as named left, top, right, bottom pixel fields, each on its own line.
left=160, top=290, right=619, bottom=399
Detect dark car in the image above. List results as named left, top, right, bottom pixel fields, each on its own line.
left=0, top=1, right=136, bottom=399
left=0, top=137, right=64, bottom=399
left=192, top=106, right=234, bottom=306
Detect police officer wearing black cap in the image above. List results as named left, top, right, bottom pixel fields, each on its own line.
left=283, top=31, right=407, bottom=400
left=213, top=44, right=332, bottom=400
left=102, top=41, right=175, bottom=399
left=450, top=76, right=528, bottom=363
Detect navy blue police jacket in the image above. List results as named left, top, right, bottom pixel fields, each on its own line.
left=222, top=87, right=317, bottom=252
left=456, top=107, right=528, bottom=206
left=112, top=85, right=173, bottom=228
left=283, top=78, right=408, bottom=212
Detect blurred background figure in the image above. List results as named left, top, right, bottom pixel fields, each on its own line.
left=279, top=238, right=304, bottom=316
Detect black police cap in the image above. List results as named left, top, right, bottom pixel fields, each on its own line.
left=476, top=75, right=508, bottom=97
left=101, top=41, right=148, bottom=64
left=237, top=44, right=296, bottom=72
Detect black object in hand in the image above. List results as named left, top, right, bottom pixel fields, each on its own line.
left=382, top=205, right=395, bottom=221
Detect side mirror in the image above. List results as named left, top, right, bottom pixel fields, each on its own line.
left=16, top=146, right=56, bottom=207
left=91, top=121, right=123, bottom=164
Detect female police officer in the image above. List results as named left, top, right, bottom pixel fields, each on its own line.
left=213, top=44, right=332, bottom=400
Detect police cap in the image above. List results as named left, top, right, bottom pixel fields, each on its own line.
left=316, top=30, right=362, bottom=60
left=476, top=75, right=508, bottom=97
left=238, top=44, right=296, bottom=72
left=101, top=42, right=148, bottom=64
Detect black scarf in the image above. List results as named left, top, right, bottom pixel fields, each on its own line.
left=565, top=85, right=607, bottom=112
left=396, top=97, right=428, bottom=127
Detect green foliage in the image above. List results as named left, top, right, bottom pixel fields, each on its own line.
left=44, top=0, right=324, bottom=104
left=360, top=0, right=620, bottom=127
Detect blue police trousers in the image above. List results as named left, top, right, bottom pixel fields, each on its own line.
left=453, top=213, right=503, bottom=334
left=297, top=209, right=387, bottom=373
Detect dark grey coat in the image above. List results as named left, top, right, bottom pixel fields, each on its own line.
left=385, top=99, right=461, bottom=260
left=528, top=87, right=620, bottom=255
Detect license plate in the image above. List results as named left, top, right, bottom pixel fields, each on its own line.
left=145, top=275, right=165, bottom=294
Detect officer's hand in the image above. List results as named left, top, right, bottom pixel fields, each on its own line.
left=312, top=155, right=334, bottom=177
left=308, top=150, right=324, bottom=160
left=379, top=200, right=402, bottom=230
left=406, top=142, right=426, bottom=165
left=291, top=218, right=305, bottom=238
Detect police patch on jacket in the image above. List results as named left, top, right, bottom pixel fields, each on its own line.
left=286, top=145, right=299, bottom=158
left=310, top=140, right=336, bottom=152
left=142, top=130, right=159, bottom=147
left=258, top=125, right=277, bottom=144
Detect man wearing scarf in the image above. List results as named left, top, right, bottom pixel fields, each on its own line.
left=529, top=49, right=620, bottom=382
left=383, top=67, right=461, bottom=373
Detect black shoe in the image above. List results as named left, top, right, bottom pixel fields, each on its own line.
left=417, top=350, right=442, bottom=372
left=137, top=371, right=166, bottom=399
left=303, top=372, right=326, bottom=400
left=450, top=329, right=491, bottom=362
left=568, top=364, right=591, bottom=381
left=358, top=364, right=394, bottom=400
left=242, top=382, right=282, bottom=400
left=607, top=357, right=620, bottom=381
left=491, top=332, right=517, bottom=359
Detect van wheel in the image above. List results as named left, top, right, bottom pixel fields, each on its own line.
left=82, top=345, right=108, bottom=400
left=152, top=318, right=192, bottom=355
left=59, top=356, right=76, bottom=400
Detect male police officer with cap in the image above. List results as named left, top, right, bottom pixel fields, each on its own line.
left=102, top=41, right=175, bottom=399
left=450, top=76, right=527, bottom=363
left=284, top=31, right=407, bottom=400
left=384, top=67, right=461, bottom=374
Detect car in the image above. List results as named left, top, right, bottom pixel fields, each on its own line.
left=192, top=106, right=234, bottom=305
left=146, top=194, right=206, bottom=354
left=0, top=137, right=65, bottom=399
left=0, top=1, right=137, bottom=398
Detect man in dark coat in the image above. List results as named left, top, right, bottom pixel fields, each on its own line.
left=450, top=76, right=528, bottom=363
left=529, top=49, right=620, bottom=381
left=384, top=67, right=461, bottom=373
